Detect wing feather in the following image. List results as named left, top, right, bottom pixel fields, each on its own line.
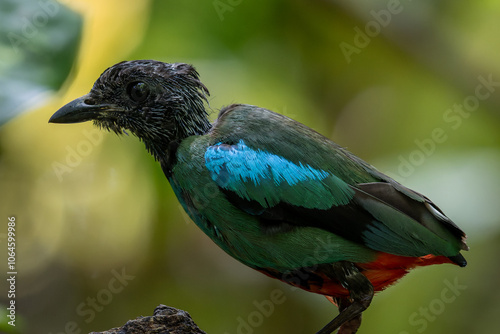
left=204, top=139, right=466, bottom=263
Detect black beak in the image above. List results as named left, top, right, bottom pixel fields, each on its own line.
left=49, top=94, right=106, bottom=124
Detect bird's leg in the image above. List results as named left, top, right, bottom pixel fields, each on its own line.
left=335, top=298, right=362, bottom=334
left=315, top=262, right=374, bottom=334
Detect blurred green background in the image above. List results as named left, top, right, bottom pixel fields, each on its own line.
left=1, top=0, right=500, bottom=333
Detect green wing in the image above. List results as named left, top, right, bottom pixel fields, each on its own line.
left=204, top=104, right=468, bottom=264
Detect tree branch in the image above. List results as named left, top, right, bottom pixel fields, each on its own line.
left=90, top=305, right=206, bottom=334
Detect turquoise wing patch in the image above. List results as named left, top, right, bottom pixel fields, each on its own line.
left=204, top=140, right=355, bottom=209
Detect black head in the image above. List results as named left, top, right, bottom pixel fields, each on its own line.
left=49, top=60, right=211, bottom=160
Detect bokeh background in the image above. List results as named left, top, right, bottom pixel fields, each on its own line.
left=1, top=0, right=500, bottom=333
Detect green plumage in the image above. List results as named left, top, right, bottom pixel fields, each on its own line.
left=168, top=104, right=465, bottom=271
left=170, top=135, right=376, bottom=271
left=49, top=60, right=468, bottom=334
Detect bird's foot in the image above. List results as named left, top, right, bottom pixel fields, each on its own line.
left=337, top=314, right=361, bottom=334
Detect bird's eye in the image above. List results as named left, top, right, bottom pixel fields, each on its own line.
left=127, top=81, right=150, bottom=102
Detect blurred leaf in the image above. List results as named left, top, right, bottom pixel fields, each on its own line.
left=0, top=0, right=82, bottom=125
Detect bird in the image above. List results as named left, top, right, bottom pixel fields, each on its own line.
left=49, top=60, right=468, bottom=334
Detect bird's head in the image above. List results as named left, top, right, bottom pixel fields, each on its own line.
left=49, top=60, right=211, bottom=160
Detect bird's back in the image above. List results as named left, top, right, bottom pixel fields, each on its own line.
left=168, top=104, right=467, bottom=277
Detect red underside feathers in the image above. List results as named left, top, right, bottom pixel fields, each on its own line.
left=270, top=252, right=457, bottom=299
